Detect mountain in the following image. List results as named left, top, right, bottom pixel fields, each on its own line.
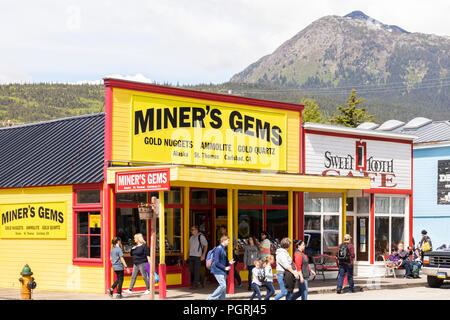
left=230, top=11, right=450, bottom=115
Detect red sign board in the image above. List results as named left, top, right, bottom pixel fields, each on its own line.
left=115, top=169, right=170, bottom=193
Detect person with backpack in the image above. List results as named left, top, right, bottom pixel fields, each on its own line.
left=273, top=237, right=299, bottom=300
left=243, top=236, right=260, bottom=291
left=188, top=225, right=208, bottom=289
left=218, top=225, right=242, bottom=287
left=336, top=234, right=355, bottom=294
left=207, top=235, right=235, bottom=300
left=418, top=230, right=432, bottom=261
left=249, top=259, right=264, bottom=300
left=291, top=240, right=316, bottom=300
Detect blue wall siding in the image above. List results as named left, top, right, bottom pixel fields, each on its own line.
left=413, top=146, right=450, bottom=248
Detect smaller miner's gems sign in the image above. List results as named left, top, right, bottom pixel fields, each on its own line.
left=438, top=159, right=450, bottom=205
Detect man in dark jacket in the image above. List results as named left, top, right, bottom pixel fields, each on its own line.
left=207, top=235, right=235, bottom=300
left=336, top=234, right=356, bottom=294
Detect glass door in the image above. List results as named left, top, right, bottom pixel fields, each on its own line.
left=357, top=216, right=369, bottom=261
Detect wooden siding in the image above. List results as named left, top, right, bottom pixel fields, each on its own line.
left=0, top=186, right=105, bottom=293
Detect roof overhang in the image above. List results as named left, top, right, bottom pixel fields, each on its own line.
left=303, top=123, right=417, bottom=141
left=107, top=165, right=371, bottom=192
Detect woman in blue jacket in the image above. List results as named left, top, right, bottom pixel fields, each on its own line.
left=207, top=235, right=235, bottom=300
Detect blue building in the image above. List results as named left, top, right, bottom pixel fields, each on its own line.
left=358, top=118, right=450, bottom=250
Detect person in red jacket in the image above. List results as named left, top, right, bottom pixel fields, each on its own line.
left=336, top=234, right=356, bottom=294
left=291, top=240, right=316, bottom=300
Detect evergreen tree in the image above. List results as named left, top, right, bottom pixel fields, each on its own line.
left=301, top=98, right=324, bottom=123
left=328, top=89, right=374, bottom=127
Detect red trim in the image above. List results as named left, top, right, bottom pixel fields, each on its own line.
left=104, top=84, right=113, bottom=293
left=355, top=141, right=367, bottom=171
left=0, top=182, right=103, bottom=191
left=298, top=192, right=304, bottom=240
left=370, top=194, right=375, bottom=264
left=304, top=129, right=414, bottom=145
left=409, top=145, right=414, bottom=247
left=159, top=264, right=167, bottom=299
left=302, top=126, right=306, bottom=174
left=364, top=188, right=412, bottom=195
left=104, top=78, right=304, bottom=113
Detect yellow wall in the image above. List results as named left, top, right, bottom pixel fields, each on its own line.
left=0, top=186, right=105, bottom=293
left=111, top=88, right=300, bottom=173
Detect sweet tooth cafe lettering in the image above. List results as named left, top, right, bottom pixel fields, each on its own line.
left=322, top=151, right=397, bottom=188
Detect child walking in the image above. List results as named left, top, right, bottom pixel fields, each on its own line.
left=250, top=259, right=264, bottom=300
left=263, top=255, right=275, bottom=300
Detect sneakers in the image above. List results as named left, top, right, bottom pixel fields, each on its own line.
left=107, top=288, right=113, bottom=297
left=123, top=289, right=132, bottom=294
left=144, top=290, right=150, bottom=295
left=336, top=289, right=342, bottom=294
left=116, top=294, right=123, bottom=299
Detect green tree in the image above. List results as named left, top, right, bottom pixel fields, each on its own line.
left=301, top=98, right=324, bottom=123
left=328, top=89, right=374, bottom=127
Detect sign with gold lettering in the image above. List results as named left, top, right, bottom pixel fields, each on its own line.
left=0, top=202, right=67, bottom=239
left=131, top=94, right=287, bottom=171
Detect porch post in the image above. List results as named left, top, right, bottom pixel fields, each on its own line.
left=183, top=187, right=190, bottom=286
left=288, top=190, right=293, bottom=257
left=227, top=188, right=234, bottom=294
left=158, top=190, right=166, bottom=298
left=341, top=191, right=347, bottom=242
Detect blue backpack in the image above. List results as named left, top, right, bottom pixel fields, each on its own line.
left=206, top=246, right=217, bottom=270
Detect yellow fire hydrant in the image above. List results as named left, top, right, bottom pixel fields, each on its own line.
left=18, top=264, right=36, bottom=300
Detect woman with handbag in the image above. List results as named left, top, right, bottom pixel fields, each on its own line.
left=273, top=237, right=299, bottom=300
left=291, top=240, right=315, bottom=300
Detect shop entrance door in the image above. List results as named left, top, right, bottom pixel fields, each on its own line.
left=346, top=216, right=354, bottom=244
left=356, top=217, right=368, bottom=261
left=191, top=210, right=213, bottom=249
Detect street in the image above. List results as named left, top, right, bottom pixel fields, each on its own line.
left=308, top=284, right=450, bottom=300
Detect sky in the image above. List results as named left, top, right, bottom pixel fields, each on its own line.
left=1, top=0, right=449, bottom=85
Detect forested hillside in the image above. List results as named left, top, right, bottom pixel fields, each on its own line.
left=0, top=82, right=448, bottom=127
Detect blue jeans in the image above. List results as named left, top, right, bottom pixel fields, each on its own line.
left=273, top=274, right=292, bottom=300
left=264, top=281, right=275, bottom=300
left=337, top=263, right=354, bottom=292
left=247, top=265, right=254, bottom=288
left=250, top=283, right=261, bottom=300
left=291, top=279, right=308, bottom=300
left=208, top=274, right=227, bottom=300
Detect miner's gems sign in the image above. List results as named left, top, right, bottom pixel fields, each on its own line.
left=130, top=94, right=287, bottom=171
left=0, top=202, right=67, bottom=239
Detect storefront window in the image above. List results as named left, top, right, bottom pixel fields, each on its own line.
left=191, top=189, right=209, bottom=206
left=266, top=209, right=288, bottom=241
left=304, top=215, right=321, bottom=257
left=375, top=197, right=390, bottom=214
left=115, top=208, right=147, bottom=249
left=375, top=216, right=390, bottom=257
left=304, top=193, right=321, bottom=212
left=323, top=215, right=339, bottom=255
left=215, top=189, right=227, bottom=205
left=356, top=196, right=370, bottom=213
left=75, top=211, right=101, bottom=259
left=323, top=198, right=339, bottom=213
left=76, top=190, right=100, bottom=204
left=238, top=190, right=263, bottom=206
left=116, top=192, right=147, bottom=204
left=391, top=198, right=405, bottom=214
left=238, top=209, right=262, bottom=239
left=346, top=198, right=354, bottom=212
left=391, top=217, right=405, bottom=249
left=266, top=191, right=288, bottom=206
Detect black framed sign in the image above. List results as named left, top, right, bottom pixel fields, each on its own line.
left=438, top=159, right=450, bottom=205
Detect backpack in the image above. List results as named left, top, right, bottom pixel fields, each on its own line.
left=206, top=246, right=217, bottom=270
left=412, top=264, right=420, bottom=278
left=337, top=243, right=351, bottom=263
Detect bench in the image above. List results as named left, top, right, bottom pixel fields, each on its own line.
left=312, top=254, right=339, bottom=280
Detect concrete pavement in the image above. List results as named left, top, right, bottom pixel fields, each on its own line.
left=0, top=275, right=428, bottom=300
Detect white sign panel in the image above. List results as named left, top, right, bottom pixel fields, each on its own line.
left=304, top=133, right=411, bottom=190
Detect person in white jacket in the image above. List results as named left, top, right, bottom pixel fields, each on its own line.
left=273, top=238, right=299, bottom=300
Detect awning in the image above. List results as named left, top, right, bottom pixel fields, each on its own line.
left=106, top=165, right=371, bottom=192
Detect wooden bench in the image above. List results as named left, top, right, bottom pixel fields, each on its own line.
left=312, top=254, right=339, bottom=280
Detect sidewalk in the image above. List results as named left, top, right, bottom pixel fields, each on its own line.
left=0, top=276, right=427, bottom=300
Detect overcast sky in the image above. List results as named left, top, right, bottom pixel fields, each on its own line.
left=1, top=0, right=449, bottom=85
